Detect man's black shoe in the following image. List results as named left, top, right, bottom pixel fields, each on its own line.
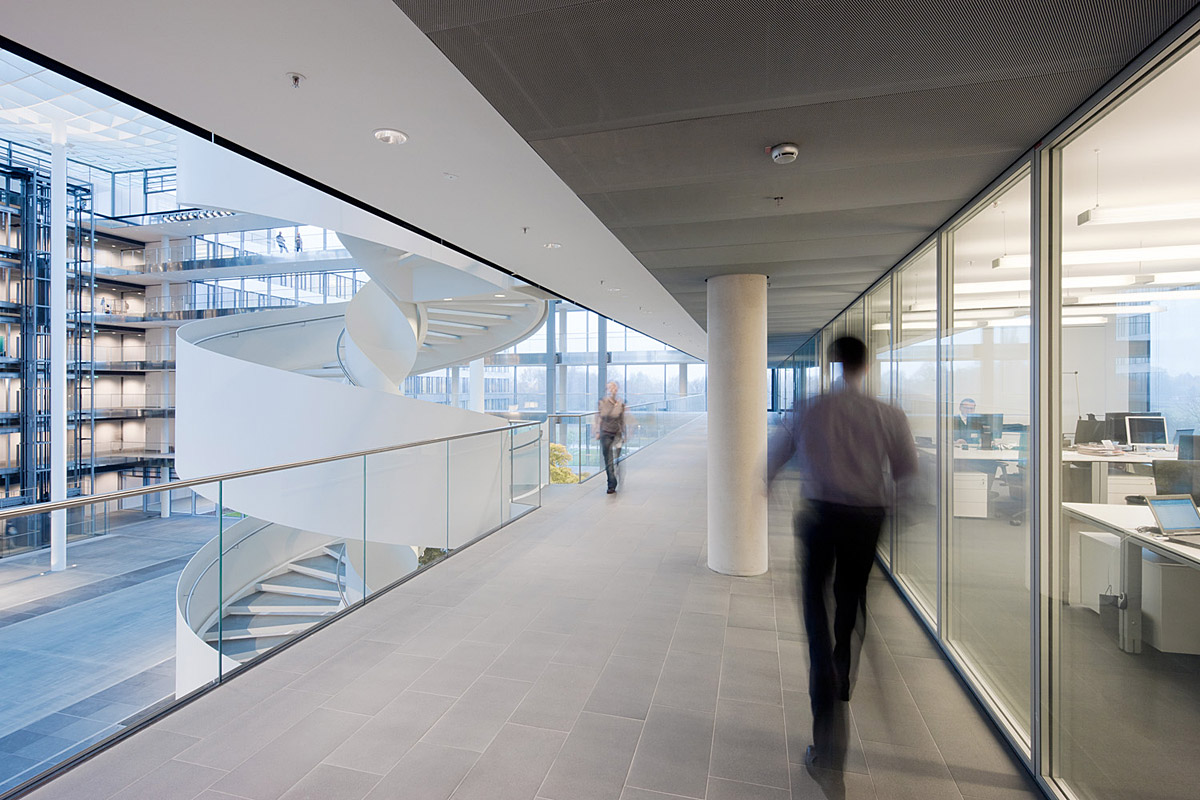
left=607, top=488, right=616, bottom=494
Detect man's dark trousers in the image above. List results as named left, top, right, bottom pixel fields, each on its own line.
left=799, top=500, right=885, bottom=761
left=600, top=432, right=619, bottom=491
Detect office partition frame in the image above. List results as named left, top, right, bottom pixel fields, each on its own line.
left=780, top=8, right=1200, bottom=799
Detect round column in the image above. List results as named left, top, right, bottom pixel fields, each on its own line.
left=706, top=273, right=768, bottom=576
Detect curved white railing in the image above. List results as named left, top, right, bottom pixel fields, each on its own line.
left=174, top=246, right=547, bottom=692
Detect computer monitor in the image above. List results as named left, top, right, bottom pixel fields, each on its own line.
left=1127, top=415, right=1168, bottom=447
left=1074, top=417, right=1105, bottom=446
left=1105, top=411, right=1161, bottom=445
left=968, top=413, right=1003, bottom=449
left=1180, top=434, right=1198, bottom=460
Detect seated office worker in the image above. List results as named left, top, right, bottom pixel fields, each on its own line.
left=768, top=336, right=918, bottom=772
left=954, top=397, right=976, bottom=445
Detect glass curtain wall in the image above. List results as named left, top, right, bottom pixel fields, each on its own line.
left=867, top=278, right=894, bottom=565
left=893, top=246, right=940, bottom=613
left=779, top=23, right=1200, bottom=800
left=946, top=171, right=1034, bottom=740
left=1048, top=36, right=1200, bottom=800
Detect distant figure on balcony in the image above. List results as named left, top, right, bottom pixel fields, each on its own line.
left=275, top=231, right=288, bottom=253
left=294, top=231, right=303, bottom=252
left=768, top=335, right=917, bottom=775
left=595, top=381, right=628, bottom=494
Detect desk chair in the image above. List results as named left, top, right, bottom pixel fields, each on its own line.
left=999, top=430, right=1029, bottom=526
left=1152, top=459, right=1200, bottom=505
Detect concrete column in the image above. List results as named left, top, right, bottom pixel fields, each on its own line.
left=678, top=363, right=688, bottom=397
left=706, top=274, right=768, bottom=576
left=450, top=366, right=461, bottom=407
left=468, top=359, right=485, bottom=412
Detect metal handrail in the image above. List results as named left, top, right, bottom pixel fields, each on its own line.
left=546, top=393, right=706, bottom=420
left=183, top=520, right=271, bottom=627
left=0, top=419, right=542, bottom=521
left=335, top=327, right=359, bottom=386
left=332, top=541, right=350, bottom=609
left=190, top=311, right=345, bottom=346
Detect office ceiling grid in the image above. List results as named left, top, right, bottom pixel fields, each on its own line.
left=393, top=0, right=1198, bottom=353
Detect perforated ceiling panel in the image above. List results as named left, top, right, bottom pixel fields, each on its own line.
left=392, top=0, right=1198, bottom=356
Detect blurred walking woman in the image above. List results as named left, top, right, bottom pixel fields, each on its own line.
left=595, top=381, right=628, bottom=494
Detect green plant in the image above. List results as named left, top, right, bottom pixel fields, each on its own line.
left=419, top=547, right=449, bottom=566
left=549, top=442, right=581, bottom=484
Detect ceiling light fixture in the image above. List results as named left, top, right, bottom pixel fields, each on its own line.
left=493, top=293, right=506, bottom=298
left=1078, top=202, right=1200, bottom=226
left=1062, top=275, right=1138, bottom=289
left=994, top=245, right=1200, bottom=270
left=1062, top=304, right=1164, bottom=316
left=1062, top=316, right=1109, bottom=326
left=543, top=242, right=561, bottom=249
left=1151, top=270, right=1200, bottom=285
left=956, top=279, right=1030, bottom=294
left=373, top=128, right=408, bottom=145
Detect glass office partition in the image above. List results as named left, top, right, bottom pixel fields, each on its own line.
left=867, top=279, right=895, bottom=565
left=894, top=246, right=940, bottom=615
left=1049, top=38, right=1200, bottom=800
left=946, top=171, right=1034, bottom=741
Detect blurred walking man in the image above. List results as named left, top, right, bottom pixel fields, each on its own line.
left=768, top=336, right=917, bottom=773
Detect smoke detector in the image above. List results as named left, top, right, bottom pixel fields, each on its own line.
left=768, top=143, right=799, bottom=164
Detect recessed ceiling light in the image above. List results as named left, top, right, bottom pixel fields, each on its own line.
left=494, top=293, right=506, bottom=298
left=373, top=128, right=408, bottom=145
left=443, top=172, right=458, bottom=181
left=442, top=297, right=453, bottom=301
left=607, top=287, right=621, bottom=292
left=543, top=242, right=561, bottom=249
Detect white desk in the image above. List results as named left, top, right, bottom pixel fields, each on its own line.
left=1062, top=450, right=1177, bottom=503
left=1061, top=502, right=1200, bottom=654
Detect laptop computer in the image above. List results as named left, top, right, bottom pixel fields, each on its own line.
left=1145, top=495, right=1200, bottom=541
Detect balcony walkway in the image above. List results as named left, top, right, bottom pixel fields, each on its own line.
left=23, top=418, right=1040, bottom=800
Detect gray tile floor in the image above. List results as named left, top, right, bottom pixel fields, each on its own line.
left=18, top=419, right=1042, bottom=800
left=0, top=513, right=216, bottom=793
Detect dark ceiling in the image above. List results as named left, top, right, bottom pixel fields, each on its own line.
left=392, top=0, right=1197, bottom=360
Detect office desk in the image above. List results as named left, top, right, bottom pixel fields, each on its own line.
left=1061, top=502, right=1200, bottom=654
left=1062, top=450, right=1177, bottom=503
left=914, top=447, right=1022, bottom=517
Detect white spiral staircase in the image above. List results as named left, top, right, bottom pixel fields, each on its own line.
left=173, top=234, right=547, bottom=694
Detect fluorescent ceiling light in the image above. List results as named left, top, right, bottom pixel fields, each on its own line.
left=1062, top=316, right=1108, bottom=326
left=994, top=245, right=1200, bottom=270
left=987, top=317, right=1030, bottom=328
left=1062, top=304, right=1163, bottom=316
left=1151, top=270, right=1200, bottom=285
left=991, top=255, right=1028, bottom=270
left=955, top=279, right=1030, bottom=294
left=955, top=308, right=1018, bottom=320
left=898, top=321, right=938, bottom=330
left=1062, top=275, right=1138, bottom=289
left=1077, top=203, right=1200, bottom=226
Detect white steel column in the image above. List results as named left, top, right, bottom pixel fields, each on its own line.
left=450, top=365, right=461, bottom=407
left=706, top=274, right=768, bottom=576
left=468, top=358, right=485, bottom=412
left=50, top=134, right=67, bottom=571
